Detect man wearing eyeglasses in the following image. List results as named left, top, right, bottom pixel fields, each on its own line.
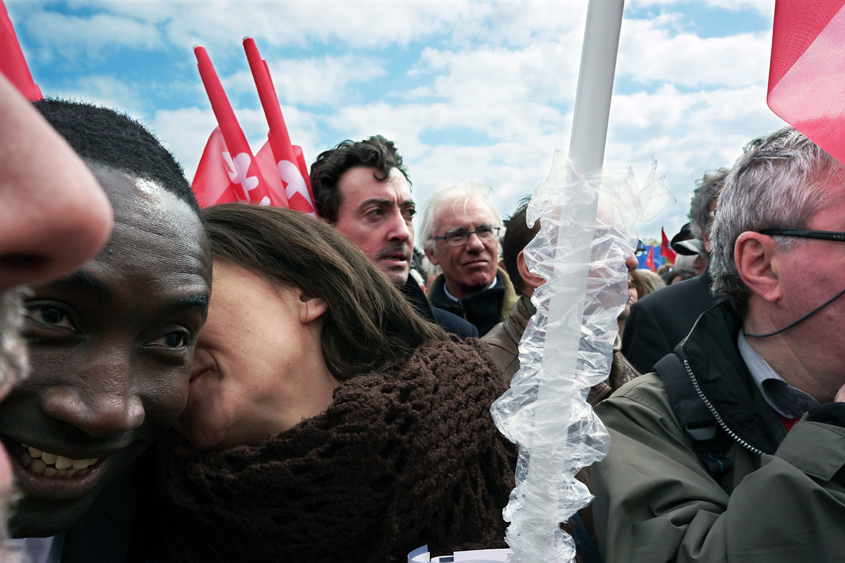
left=592, top=128, right=845, bottom=563
left=420, top=182, right=518, bottom=336
left=310, top=136, right=477, bottom=338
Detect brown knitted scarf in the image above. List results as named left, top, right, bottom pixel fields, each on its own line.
left=151, top=337, right=516, bottom=563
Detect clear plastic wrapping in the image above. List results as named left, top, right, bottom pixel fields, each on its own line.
left=490, top=151, right=672, bottom=562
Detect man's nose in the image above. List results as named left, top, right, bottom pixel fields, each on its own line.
left=465, top=231, right=485, bottom=251
left=0, top=75, right=113, bottom=293
left=388, top=212, right=412, bottom=242
left=39, top=361, right=145, bottom=439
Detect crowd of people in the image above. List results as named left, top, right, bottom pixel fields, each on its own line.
left=2, top=61, right=845, bottom=563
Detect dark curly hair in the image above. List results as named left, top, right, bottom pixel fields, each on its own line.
left=310, top=135, right=410, bottom=223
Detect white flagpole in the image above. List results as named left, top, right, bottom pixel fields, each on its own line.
left=569, top=0, right=625, bottom=175
left=502, top=1, right=625, bottom=561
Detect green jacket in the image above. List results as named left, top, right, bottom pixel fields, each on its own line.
left=592, top=303, right=845, bottom=563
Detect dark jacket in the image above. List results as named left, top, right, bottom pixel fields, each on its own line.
left=401, top=276, right=478, bottom=338
left=60, top=453, right=156, bottom=563
left=593, top=302, right=845, bottom=562
left=428, top=269, right=519, bottom=337
left=620, top=268, right=717, bottom=374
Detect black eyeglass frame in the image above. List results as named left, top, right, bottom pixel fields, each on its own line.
left=758, top=229, right=845, bottom=242
left=434, top=225, right=501, bottom=247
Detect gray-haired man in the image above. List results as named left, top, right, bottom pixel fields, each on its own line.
left=593, top=128, right=845, bottom=562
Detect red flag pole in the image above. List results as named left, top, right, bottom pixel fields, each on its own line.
left=0, top=0, right=42, bottom=101
left=243, top=37, right=317, bottom=215
left=194, top=45, right=281, bottom=206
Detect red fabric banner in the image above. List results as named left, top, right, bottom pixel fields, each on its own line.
left=645, top=245, right=656, bottom=272
left=768, top=0, right=845, bottom=164
left=243, top=38, right=317, bottom=216
left=661, top=228, right=676, bottom=265
left=0, top=0, right=42, bottom=100
left=194, top=45, right=283, bottom=207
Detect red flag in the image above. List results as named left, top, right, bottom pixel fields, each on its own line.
left=767, top=1, right=845, bottom=163
left=194, top=45, right=284, bottom=207
left=243, top=37, right=317, bottom=216
left=192, top=127, right=235, bottom=207
left=1, top=0, right=42, bottom=101
left=661, top=228, right=676, bottom=265
left=645, top=245, right=656, bottom=272
left=192, top=128, right=285, bottom=207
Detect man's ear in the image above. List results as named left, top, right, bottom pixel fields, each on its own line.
left=735, top=232, right=782, bottom=303
left=702, top=230, right=713, bottom=254
left=296, top=290, right=329, bottom=324
left=424, top=247, right=439, bottom=266
left=517, top=250, right=545, bottom=290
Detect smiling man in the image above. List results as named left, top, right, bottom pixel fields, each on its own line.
left=311, top=136, right=476, bottom=338
left=420, top=182, right=518, bottom=336
left=0, top=99, right=211, bottom=562
left=0, top=75, right=113, bottom=563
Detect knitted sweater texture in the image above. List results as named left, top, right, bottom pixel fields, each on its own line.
left=152, top=337, right=516, bottom=563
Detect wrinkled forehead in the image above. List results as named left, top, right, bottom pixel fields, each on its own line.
left=435, top=196, right=495, bottom=232
left=88, top=162, right=211, bottom=282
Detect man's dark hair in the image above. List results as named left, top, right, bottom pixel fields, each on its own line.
left=502, top=196, right=540, bottom=295
left=33, top=99, right=200, bottom=216
left=310, top=135, right=410, bottom=223
left=688, top=168, right=728, bottom=241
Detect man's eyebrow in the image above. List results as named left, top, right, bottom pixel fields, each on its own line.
left=57, top=271, right=109, bottom=293
left=359, top=198, right=391, bottom=208
left=164, top=294, right=210, bottom=313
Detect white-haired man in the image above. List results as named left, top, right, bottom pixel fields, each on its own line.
left=420, top=182, right=518, bottom=336
left=592, top=128, right=845, bottom=562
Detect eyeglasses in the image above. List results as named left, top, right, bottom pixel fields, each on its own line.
left=435, top=225, right=501, bottom=246
left=635, top=240, right=647, bottom=256
left=758, top=229, right=845, bottom=242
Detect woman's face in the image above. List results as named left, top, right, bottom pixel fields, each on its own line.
left=175, top=260, right=338, bottom=450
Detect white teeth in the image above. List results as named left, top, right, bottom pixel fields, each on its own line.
left=17, top=444, right=100, bottom=477
left=72, top=458, right=97, bottom=469
left=54, top=456, right=72, bottom=470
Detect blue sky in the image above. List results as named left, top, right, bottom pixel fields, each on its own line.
left=8, top=0, right=785, bottom=243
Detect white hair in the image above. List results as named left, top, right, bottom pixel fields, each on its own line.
left=710, top=127, right=840, bottom=311
left=418, top=181, right=503, bottom=251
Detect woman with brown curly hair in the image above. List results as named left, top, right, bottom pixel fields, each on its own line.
left=151, top=204, right=515, bottom=563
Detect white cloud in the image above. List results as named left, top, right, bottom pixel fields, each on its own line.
left=10, top=0, right=790, bottom=244
left=22, top=11, right=161, bottom=57
left=629, top=0, right=773, bottom=15
left=152, top=104, right=322, bottom=180
left=161, top=1, right=477, bottom=50
left=61, top=75, right=147, bottom=117
left=617, top=17, right=772, bottom=88
left=223, top=55, right=386, bottom=107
